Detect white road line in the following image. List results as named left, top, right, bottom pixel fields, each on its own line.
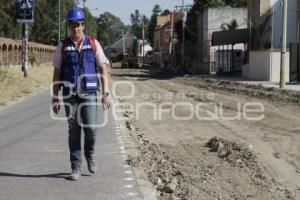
left=127, top=192, right=138, bottom=196
left=121, top=154, right=128, bottom=158
left=125, top=184, right=134, bottom=188
left=120, top=150, right=127, bottom=154
left=124, top=177, right=134, bottom=181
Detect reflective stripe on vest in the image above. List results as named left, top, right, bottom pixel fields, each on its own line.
left=61, top=36, right=98, bottom=94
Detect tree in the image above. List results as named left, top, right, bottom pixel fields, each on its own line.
left=147, top=4, right=161, bottom=47
left=130, top=9, right=149, bottom=39
left=83, top=7, right=97, bottom=37
left=96, top=12, right=125, bottom=46
left=30, top=0, right=76, bottom=44
left=0, top=0, right=21, bottom=38
left=161, top=9, right=170, bottom=16
left=220, top=19, right=238, bottom=30
left=0, top=0, right=106, bottom=45
left=130, top=9, right=142, bottom=39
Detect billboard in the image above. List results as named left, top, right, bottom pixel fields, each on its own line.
left=16, top=0, right=35, bottom=23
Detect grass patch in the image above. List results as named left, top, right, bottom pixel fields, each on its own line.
left=0, top=65, right=53, bottom=107
left=0, top=69, right=8, bottom=81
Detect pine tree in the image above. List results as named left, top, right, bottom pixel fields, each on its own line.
left=147, top=4, right=161, bottom=47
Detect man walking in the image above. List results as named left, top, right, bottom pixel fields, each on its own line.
left=51, top=7, right=111, bottom=181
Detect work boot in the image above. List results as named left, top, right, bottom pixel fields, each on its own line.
left=68, top=169, right=81, bottom=181
left=86, top=155, right=97, bottom=174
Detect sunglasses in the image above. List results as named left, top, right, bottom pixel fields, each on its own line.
left=69, top=21, right=85, bottom=27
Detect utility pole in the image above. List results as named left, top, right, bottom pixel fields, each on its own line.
left=280, top=0, right=287, bottom=88
left=249, top=16, right=251, bottom=49
left=58, top=0, right=60, bottom=43
left=122, top=29, right=126, bottom=66
left=21, top=23, right=28, bottom=77
left=122, top=29, right=126, bottom=63
left=122, top=29, right=126, bottom=55
left=142, top=16, right=145, bottom=67
left=181, top=0, right=186, bottom=66
left=169, top=11, right=174, bottom=55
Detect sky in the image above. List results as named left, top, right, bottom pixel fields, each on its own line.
left=84, top=0, right=194, bottom=25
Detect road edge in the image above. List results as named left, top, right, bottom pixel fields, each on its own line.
left=110, top=98, right=157, bottom=200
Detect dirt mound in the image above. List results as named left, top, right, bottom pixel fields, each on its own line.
left=206, top=137, right=276, bottom=188
left=206, top=137, right=257, bottom=168
left=126, top=119, right=295, bottom=199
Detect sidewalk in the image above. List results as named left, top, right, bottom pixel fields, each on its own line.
left=194, top=75, right=300, bottom=91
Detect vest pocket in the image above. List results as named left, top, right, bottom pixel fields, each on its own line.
left=82, top=75, right=98, bottom=92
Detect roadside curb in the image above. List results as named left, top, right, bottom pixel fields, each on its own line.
left=111, top=98, right=157, bottom=200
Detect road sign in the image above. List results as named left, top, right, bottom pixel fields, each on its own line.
left=16, top=0, right=35, bottom=23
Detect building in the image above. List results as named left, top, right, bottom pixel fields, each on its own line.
left=194, top=6, right=248, bottom=74
left=137, top=39, right=152, bottom=57
left=245, top=0, right=300, bottom=82
left=249, top=0, right=299, bottom=49
left=154, top=12, right=182, bottom=64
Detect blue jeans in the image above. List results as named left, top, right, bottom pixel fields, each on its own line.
left=63, top=90, right=97, bottom=170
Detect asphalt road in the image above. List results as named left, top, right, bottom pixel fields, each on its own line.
left=0, top=90, right=143, bottom=200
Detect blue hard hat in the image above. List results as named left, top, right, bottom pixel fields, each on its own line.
left=66, top=7, right=85, bottom=22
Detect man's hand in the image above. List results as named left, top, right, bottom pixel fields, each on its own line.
left=102, top=96, right=111, bottom=110
left=52, top=98, right=60, bottom=114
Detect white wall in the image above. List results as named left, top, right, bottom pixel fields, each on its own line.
left=246, top=50, right=290, bottom=82
left=205, top=7, right=248, bottom=40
